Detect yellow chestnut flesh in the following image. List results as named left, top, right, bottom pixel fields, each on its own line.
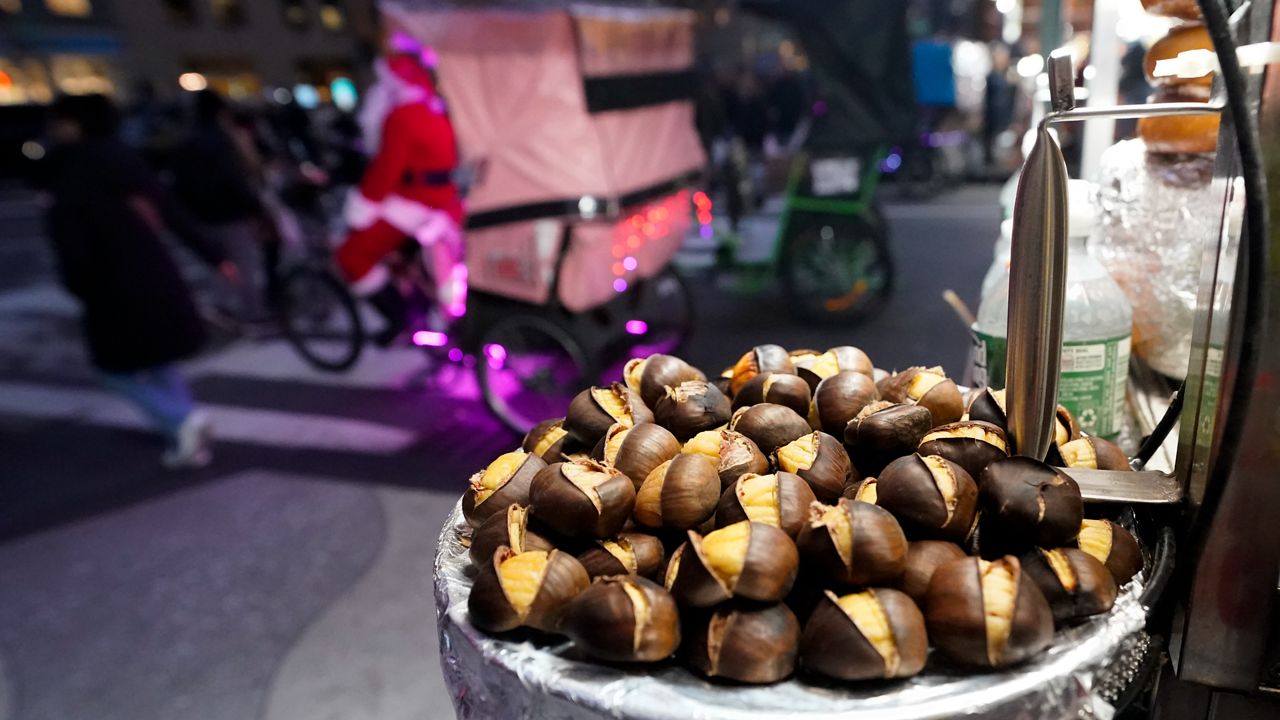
left=776, top=434, right=818, bottom=473
left=600, top=538, right=639, bottom=574
left=980, top=559, right=1017, bottom=666
left=737, top=474, right=781, bottom=526
left=855, top=478, right=878, bottom=504
left=634, top=461, right=670, bottom=527
left=922, top=424, right=1008, bottom=453
left=531, top=426, right=568, bottom=458
left=921, top=455, right=960, bottom=524
left=908, top=370, right=946, bottom=401
left=1059, top=439, right=1097, bottom=469
left=499, top=550, right=550, bottom=617
left=836, top=591, right=899, bottom=674
left=683, top=430, right=723, bottom=459
left=820, top=503, right=854, bottom=566
left=592, top=387, right=633, bottom=425
left=1078, top=519, right=1113, bottom=563
left=620, top=579, right=651, bottom=650
left=473, top=451, right=528, bottom=505
left=561, top=462, right=612, bottom=512
left=700, top=521, right=750, bottom=588
left=1042, top=548, right=1079, bottom=592
left=602, top=425, right=630, bottom=465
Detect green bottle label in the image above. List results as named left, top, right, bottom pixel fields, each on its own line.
left=974, top=330, right=1130, bottom=439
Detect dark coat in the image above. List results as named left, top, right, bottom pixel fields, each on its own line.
left=44, top=138, right=224, bottom=373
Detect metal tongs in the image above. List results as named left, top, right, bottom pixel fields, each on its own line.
left=1006, top=51, right=1223, bottom=504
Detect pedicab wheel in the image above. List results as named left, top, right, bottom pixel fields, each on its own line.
left=631, top=265, right=695, bottom=354
left=277, top=267, right=365, bottom=372
left=778, top=207, right=894, bottom=323
left=476, top=315, right=592, bottom=435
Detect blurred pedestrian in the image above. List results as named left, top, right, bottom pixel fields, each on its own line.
left=170, top=89, right=270, bottom=325
left=41, top=94, right=234, bottom=468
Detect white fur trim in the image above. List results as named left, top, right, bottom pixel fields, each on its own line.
left=381, top=194, right=439, bottom=236
left=350, top=263, right=391, bottom=297
left=344, top=190, right=382, bottom=231
left=412, top=210, right=460, bottom=248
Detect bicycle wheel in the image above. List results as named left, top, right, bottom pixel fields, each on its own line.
left=477, top=315, right=591, bottom=435
left=630, top=266, right=695, bottom=355
left=778, top=208, right=894, bottom=323
left=278, top=267, right=365, bottom=372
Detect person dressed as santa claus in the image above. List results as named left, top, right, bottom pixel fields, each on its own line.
left=338, top=50, right=466, bottom=345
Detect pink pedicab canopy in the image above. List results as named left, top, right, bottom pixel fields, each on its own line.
left=381, top=3, right=704, bottom=311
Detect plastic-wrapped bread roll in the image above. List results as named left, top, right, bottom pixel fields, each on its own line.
left=1140, top=0, right=1201, bottom=20
left=1144, top=24, right=1214, bottom=89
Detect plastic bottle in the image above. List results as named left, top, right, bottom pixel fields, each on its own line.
left=980, top=218, right=1014, bottom=301
left=973, top=179, right=1133, bottom=439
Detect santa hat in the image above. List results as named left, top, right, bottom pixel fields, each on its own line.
left=385, top=54, right=436, bottom=96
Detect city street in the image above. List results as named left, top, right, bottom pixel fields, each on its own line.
left=0, top=185, right=999, bottom=720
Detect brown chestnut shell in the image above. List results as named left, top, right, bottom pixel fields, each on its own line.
left=877, top=454, right=979, bottom=542
left=1058, top=436, right=1131, bottom=471
left=529, top=459, right=637, bottom=538
left=844, top=402, right=935, bottom=477
left=1077, top=519, right=1143, bottom=585
left=469, top=504, right=556, bottom=566
left=561, top=575, right=681, bottom=662
left=729, top=403, right=813, bottom=456
left=624, top=354, right=706, bottom=408
left=522, top=418, right=577, bottom=463
left=809, top=371, right=880, bottom=435
left=730, top=344, right=796, bottom=395
left=716, top=430, right=771, bottom=488
left=917, top=420, right=1010, bottom=481
left=794, top=346, right=875, bottom=389
left=924, top=555, right=1054, bottom=668
left=653, top=380, right=732, bottom=441
left=732, top=372, right=812, bottom=417
left=594, top=422, right=682, bottom=491
left=468, top=546, right=591, bottom=634
left=879, top=366, right=964, bottom=426
left=564, top=383, right=654, bottom=447
left=463, top=452, right=548, bottom=528
left=800, top=588, right=928, bottom=680
left=795, top=499, right=908, bottom=587
left=686, top=602, right=800, bottom=684
left=898, top=540, right=968, bottom=601
left=714, top=472, right=818, bottom=538
left=978, top=457, right=1084, bottom=553
left=576, top=532, right=666, bottom=579
left=773, top=430, right=855, bottom=503
left=1020, top=547, right=1118, bottom=624
left=666, top=521, right=800, bottom=606
left=634, top=453, right=721, bottom=530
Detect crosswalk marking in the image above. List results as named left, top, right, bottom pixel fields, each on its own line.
left=0, top=381, right=418, bottom=455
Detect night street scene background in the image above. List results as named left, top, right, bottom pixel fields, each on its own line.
left=0, top=0, right=1167, bottom=718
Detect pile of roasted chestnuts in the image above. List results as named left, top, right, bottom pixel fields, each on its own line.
left=460, top=346, right=1144, bottom=685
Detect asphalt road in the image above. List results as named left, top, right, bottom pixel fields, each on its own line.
left=0, top=184, right=999, bottom=720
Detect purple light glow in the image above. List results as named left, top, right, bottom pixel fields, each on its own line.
left=625, top=319, right=648, bottom=335
left=622, top=256, right=638, bottom=272
left=699, top=224, right=713, bottom=239
left=447, top=347, right=464, bottom=362
left=613, top=278, right=628, bottom=293
left=483, top=343, right=508, bottom=362
left=412, top=330, right=449, bottom=347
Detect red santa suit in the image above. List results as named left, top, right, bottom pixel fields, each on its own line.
left=337, top=55, right=466, bottom=315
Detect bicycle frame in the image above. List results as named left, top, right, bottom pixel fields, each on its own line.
left=770, top=145, right=889, bottom=267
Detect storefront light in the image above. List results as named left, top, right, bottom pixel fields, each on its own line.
left=178, top=72, right=208, bottom=92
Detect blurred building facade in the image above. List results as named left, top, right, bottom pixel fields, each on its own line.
left=0, top=0, right=380, bottom=106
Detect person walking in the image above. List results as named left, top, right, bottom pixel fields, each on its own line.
left=170, top=89, right=270, bottom=326
left=42, top=94, right=234, bottom=469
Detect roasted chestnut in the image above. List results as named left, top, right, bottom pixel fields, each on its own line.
left=879, top=366, right=964, bottom=426
left=877, top=454, right=978, bottom=542
left=794, top=345, right=875, bottom=389
left=686, top=602, right=800, bottom=684
left=634, top=453, right=721, bottom=530
left=843, top=476, right=879, bottom=504
left=623, top=353, right=706, bottom=408
left=561, top=576, right=681, bottom=662
left=577, top=532, right=666, bottom=579
left=522, top=418, right=575, bottom=463
left=979, top=457, right=1083, bottom=552
left=917, top=421, right=1010, bottom=481
left=682, top=428, right=770, bottom=488
left=594, top=422, right=681, bottom=491
left=809, top=371, right=880, bottom=435
left=732, top=372, right=811, bottom=417
left=1059, top=436, right=1131, bottom=471
left=565, top=383, right=654, bottom=446
left=795, top=499, right=907, bottom=587
left=715, top=472, right=817, bottom=538
left=653, top=380, right=732, bottom=441
left=800, top=588, right=928, bottom=680
left=665, top=520, right=799, bottom=606
left=469, top=504, right=556, bottom=566
left=729, top=403, right=813, bottom=456
left=529, top=459, right=637, bottom=538
left=844, top=401, right=934, bottom=477
left=463, top=450, right=547, bottom=527
left=730, top=344, right=795, bottom=395
left=966, top=389, right=1081, bottom=451
left=1077, top=519, right=1142, bottom=585
left=898, top=540, right=968, bottom=601
left=469, top=546, right=591, bottom=634
left=924, top=555, right=1054, bottom=668
left=774, top=430, right=854, bottom=503
left=1020, top=547, right=1118, bottom=623
left=712, top=367, right=734, bottom=398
